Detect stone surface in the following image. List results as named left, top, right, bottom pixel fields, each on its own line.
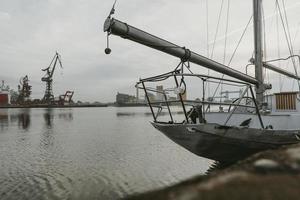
left=253, top=159, right=280, bottom=172
left=286, top=147, right=300, bottom=161
left=126, top=143, right=300, bottom=200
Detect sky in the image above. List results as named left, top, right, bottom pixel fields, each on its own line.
left=0, top=0, right=300, bottom=102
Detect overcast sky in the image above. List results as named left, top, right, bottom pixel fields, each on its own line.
left=1, top=0, right=300, bottom=102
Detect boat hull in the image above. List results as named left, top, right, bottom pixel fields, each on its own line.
left=152, top=122, right=300, bottom=162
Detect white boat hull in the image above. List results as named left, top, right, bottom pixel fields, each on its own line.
left=152, top=121, right=300, bottom=162
left=205, top=112, right=300, bottom=130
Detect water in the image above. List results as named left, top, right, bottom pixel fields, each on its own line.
left=0, top=107, right=212, bottom=200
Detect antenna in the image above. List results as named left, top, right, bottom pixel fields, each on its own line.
left=105, top=0, right=117, bottom=55
left=108, top=0, right=117, bottom=19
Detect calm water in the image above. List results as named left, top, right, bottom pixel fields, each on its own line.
left=0, top=107, right=212, bottom=200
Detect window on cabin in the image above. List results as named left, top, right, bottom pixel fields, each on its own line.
left=275, top=93, right=296, bottom=110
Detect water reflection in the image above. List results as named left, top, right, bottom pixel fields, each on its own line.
left=0, top=107, right=211, bottom=199
left=0, top=110, right=8, bottom=131
left=18, top=110, right=31, bottom=130
left=58, top=112, right=73, bottom=121
left=44, top=108, right=54, bottom=127
left=44, top=108, right=73, bottom=127
left=0, top=109, right=31, bottom=130
left=0, top=108, right=74, bottom=131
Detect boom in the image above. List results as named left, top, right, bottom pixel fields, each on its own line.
left=104, top=18, right=258, bottom=85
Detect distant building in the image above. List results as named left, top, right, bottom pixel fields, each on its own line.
left=0, top=80, right=10, bottom=105
left=168, top=96, right=177, bottom=101
left=156, top=85, right=164, bottom=101
left=0, top=93, right=9, bottom=105
left=116, top=92, right=136, bottom=104
left=148, top=92, right=156, bottom=102
left=144, top=92, right=155, bottom=103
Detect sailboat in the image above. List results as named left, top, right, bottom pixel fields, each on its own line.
left=103, top=0, right=300, bottom=163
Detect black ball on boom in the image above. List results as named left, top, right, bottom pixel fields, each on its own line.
left=105, top=48, right=111, bottom=54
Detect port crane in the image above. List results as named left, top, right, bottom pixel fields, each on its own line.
left=17, top=75, right=32, bottom=104
left=41, top=52, right=63, bottom=104
left=0, top=80, right=9, bottom=91
left=58, top=91, right=74, bottom=105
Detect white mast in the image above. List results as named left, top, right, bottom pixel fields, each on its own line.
left=253, top=0, right=264, bottom=106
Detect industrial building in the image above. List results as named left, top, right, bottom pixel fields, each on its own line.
left=116, top=92, right=137, bottom=105
left=0, top=81, right=10, bottom=106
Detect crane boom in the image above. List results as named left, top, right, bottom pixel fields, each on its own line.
left=41, top=52, right=62, bottom=81
left=103, top=18, right=258, bottom=85
left=51, top=53, right=62, bottom=77
left=41, top=52, right=63, bottom=104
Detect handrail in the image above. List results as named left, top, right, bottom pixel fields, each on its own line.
left=138, top=71, right=250, bottom=86
left=148, top=99, right=256, bottom=109
left=138, top=71, right=259, bottom=124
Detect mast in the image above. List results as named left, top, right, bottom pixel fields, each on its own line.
left=253, top=0, right=264, bottom=106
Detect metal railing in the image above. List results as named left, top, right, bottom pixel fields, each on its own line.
left=136, top=70, right=264, bottom=128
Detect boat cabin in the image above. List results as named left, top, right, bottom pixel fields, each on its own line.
left=265, top=92, right=300, bottom=113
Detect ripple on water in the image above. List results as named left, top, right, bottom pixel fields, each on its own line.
left=0, top=108, right=211, bottom=199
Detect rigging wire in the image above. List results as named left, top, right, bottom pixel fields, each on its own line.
left=275, top=1, right=283, bottom=92
left=261, top=3, right=270, bottom=96
left=211, top=15, right=253, bottom=100
left=282, top=0, right=298, bottom=91
left=293, top=23, right=300, bottom=43
left=222, top=0, right=230, bottom=65
left=205, top=0, right=225, bottom=99
left=276, top=0, right=300, bottom=90
left=210, top=0, right=225, bottom=59
left=262, top=4, right=268, bottom=84
left=206, top=0, right=209, bottom=58
left=205, top=0, right=210, bottom=95
left=228, top=16, right=253, bottom=67
left=220, top=0, right=231, bottom=103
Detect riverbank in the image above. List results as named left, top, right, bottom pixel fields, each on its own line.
left=127, top=143, right=300, bottom=200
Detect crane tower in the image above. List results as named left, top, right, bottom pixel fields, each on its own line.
left=17, top=75, right=32, bottom=104
left=41, top=52, right=63, bottom=104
